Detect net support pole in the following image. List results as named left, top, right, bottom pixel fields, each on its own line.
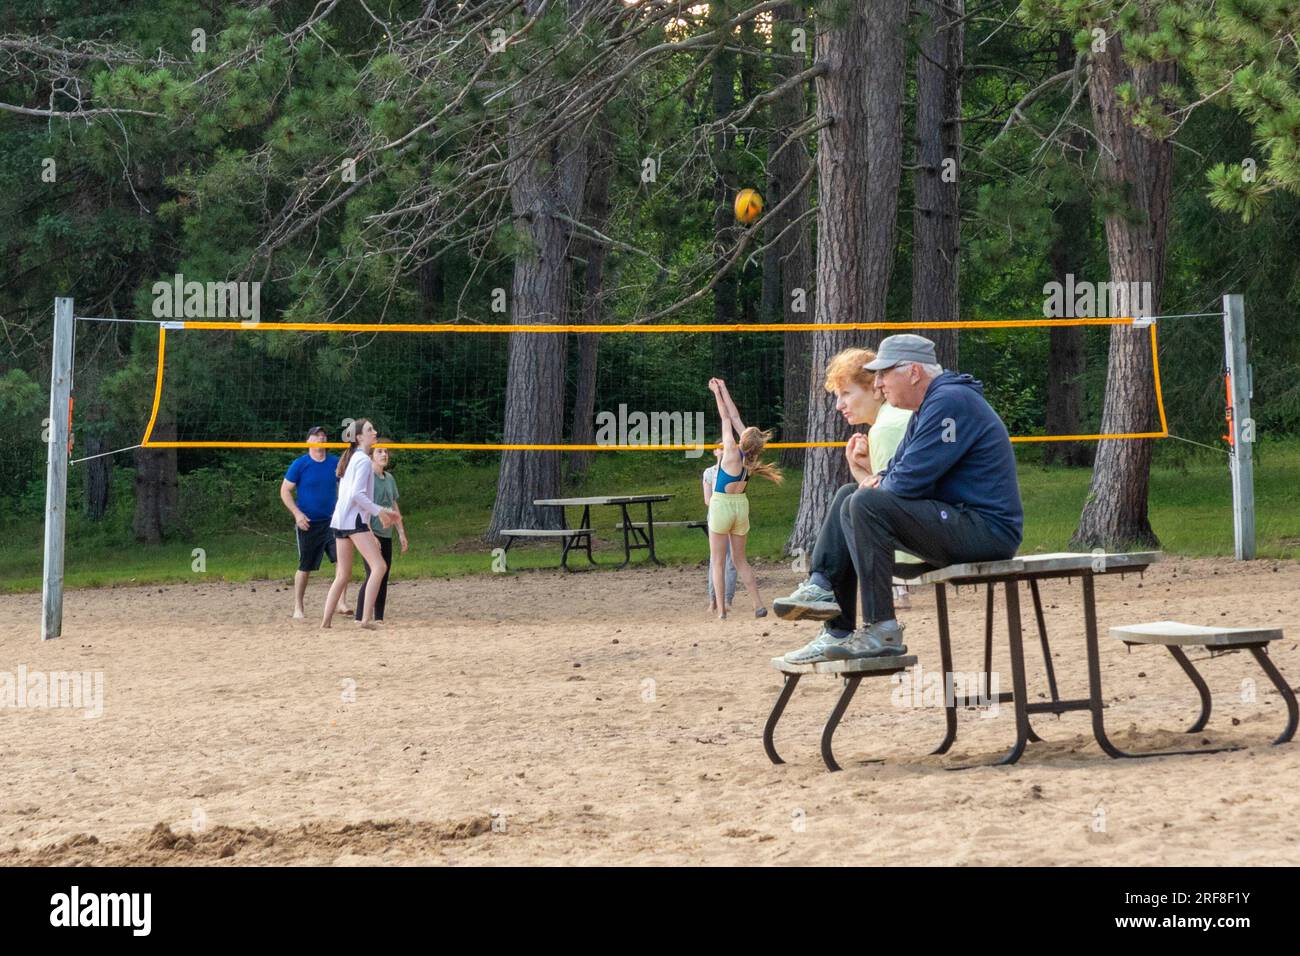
left=41, top=297, right=74, bottom=641
left=1223, top=293, right=1255, bottom=561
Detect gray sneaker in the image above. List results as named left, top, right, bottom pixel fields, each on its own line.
left=822, top=621, right=907, bottom=660
left=782, top=625, right=852, bottom=664
left=773, top=581, right=840, bottom=621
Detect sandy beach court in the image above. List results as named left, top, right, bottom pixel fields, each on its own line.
left=1, top=556, right=1297, bottom=865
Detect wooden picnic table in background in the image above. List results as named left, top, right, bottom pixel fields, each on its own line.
left=533, top=495, right=673, bottom=569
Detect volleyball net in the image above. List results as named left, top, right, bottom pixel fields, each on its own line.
left=113, top=316, right=1167, bottom=452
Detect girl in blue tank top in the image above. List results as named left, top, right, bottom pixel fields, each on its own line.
left=706, top=377, right=783, bottom=620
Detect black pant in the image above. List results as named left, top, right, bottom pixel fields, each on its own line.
left=811, top=483, right=1017, bottom=630
left=356, top=535, right=394, bottom=621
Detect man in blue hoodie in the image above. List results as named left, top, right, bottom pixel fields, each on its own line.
left=778, top=333, right=1024, bottom=662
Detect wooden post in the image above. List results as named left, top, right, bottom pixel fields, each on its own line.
left=41, top=297, right=74, bottom=641
left=1223, top=294, right=1255, bottom=560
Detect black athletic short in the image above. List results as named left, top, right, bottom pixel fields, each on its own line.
left=296, top=519, right=338, bottom=572
left=332, top=514, right=370, bottom=539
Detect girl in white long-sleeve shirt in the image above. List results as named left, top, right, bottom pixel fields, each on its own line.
left=322, top=418, right=398, bottom=630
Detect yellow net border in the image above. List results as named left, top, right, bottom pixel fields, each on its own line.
left=139, top=317, right=1168, bottom=450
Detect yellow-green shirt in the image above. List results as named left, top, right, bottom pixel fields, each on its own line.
left=868, top=403, right=922, bottom=564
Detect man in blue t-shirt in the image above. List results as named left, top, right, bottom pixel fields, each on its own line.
left=280, top=426, right=349, bottom=619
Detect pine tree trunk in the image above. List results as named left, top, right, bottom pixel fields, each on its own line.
left=486, top=0, right=588, bottom=544
left=417, top=257, right=442, bottom=323
left=788, top=0, right=906, bottom=554
left=567, top=117, right=614, bottom=480
left=861, top=0, right=907, bottom=329
left=132, top=416, right=177, bottom=544
left=1044, top=33, right=1092, bottom=468
left=911, top=0, right=962, bottom=369
left=771, top=2, right=814, bottom=469
left=1071, top=32, right=1173, bottom=549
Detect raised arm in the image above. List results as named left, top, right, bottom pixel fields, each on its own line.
left=709, top=378, right=738, bottom=443
left=716, top=379, right=746, bottom=434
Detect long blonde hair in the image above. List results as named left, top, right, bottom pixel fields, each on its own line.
left=739, top=426, right=783, bottom=484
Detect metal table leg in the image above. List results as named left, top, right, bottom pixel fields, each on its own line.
left=1165, top=645, right=1212, bottom=733
left=1022, top=579, right=1060, bottom=743
left=982, top=584, right=994, bottom=689
left=763, top=673, right=801, bottom=765
left=560, top=531, right=594, bottom=572
left=617, top=504, right=632, bottom=568
left=561, top=505, right=596, bottom=570
left=580, top=505, right=596, bottom=566
left=1029, top=578, right=1060, bottom=703
left=645, top=500, right=663, bottom=566
left=950, top=581, right=1031, bottom=769
left=821, top=675, right=863, bottom=772
left=1247, top=645, right=1299, bottom=745
left=1086, top=573, right=1239, bottom=759
left=997, top=579, right=1032, bottom=764
left=933, top=583, right=958, bottom=755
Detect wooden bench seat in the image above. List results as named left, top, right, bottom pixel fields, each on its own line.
left=1111, top=620, right=1284, bottom=647
left=500, top=528, right=589, bottom=538
left=763, top=653, right=918, bottom=771
left=1108, top=619, right=1295, bottom=747
left=770, top=655, right=916, bottom=676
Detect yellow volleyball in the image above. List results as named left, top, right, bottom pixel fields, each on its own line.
left=734, top=188, right=763, bottom=225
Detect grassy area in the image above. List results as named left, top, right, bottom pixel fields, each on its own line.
left=2, top=441, right=1297, bottom=594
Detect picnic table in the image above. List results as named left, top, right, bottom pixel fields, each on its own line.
left=918, top=551, right=1163, bottom=768
left=512, top=494, right=673, bottom=570
left=764, top=551, right=1198, bottom=770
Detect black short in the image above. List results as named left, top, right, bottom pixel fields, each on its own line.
left=296, top=519, right=338, bottom=572
left=332, top=515, right=370, bottom=539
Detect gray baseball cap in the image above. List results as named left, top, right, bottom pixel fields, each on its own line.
left=863, top=333, right=939, bottom=371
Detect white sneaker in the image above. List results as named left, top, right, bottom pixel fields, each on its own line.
left=773, top=581, right=840, bottom=621
left=823, top=621, right=907, bottom=660
left=782, top=625, right=852, bottom=664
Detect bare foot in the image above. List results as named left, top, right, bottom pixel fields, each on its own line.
left=336, top=605, right=353, bottom=616
left=320, top=620, right=332, bottom=629
left=358, top=619, right=378, bottom=631
left=292, top=608, right=305, bottom=620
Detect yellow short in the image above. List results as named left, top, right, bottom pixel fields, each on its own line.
left=707, top=492, right=750, bottom=536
